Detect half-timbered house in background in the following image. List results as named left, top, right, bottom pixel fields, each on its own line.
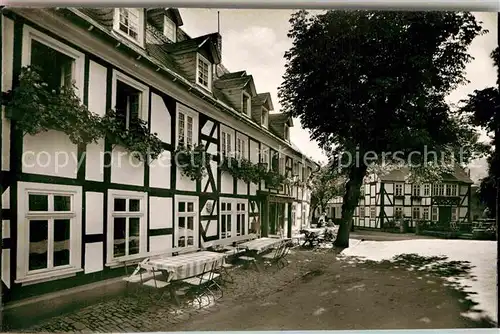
left=324, top=166, right=473, bottom=229
left=0, top=7, right=318, bottom=312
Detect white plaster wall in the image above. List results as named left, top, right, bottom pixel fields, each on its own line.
left=404, top=196, right=411, bottom=206
left=88, top=60, right=107, bottom=117
left=221, top=172, right=233, bottom=194
left=150, top=93, right=171, bottom=144
left=149, top=196, right=173, bottom=229
left=385, top=183, right=393, bottom=193
left=85, top=138, right=104, bottom=182
left=110, top=146, right=144, bottom=186
left=206, top=142, right=217, bottom=155
left=84, top=242, right=103, bottom=274
left=459, top=207, right=468, bottom=219
left=2, top=187, right=10, bottom=210
left=404, top=184, right=411, bottom=194
left=385, top=206, right=394, bottom=217
left=150, top=235, right=173, bottom=253
left=206, top=220, right=217, bottom=237
left=176, top=168, right=196, bottom=192
left=23, top=131, right=78, bottom=178
left=201, top=119, right=214, bottom=137
left=460, top=186, right=468, bottom=196
left=149, top=150, right=171, bottom=189
left=249, top=140, right=259, bottom=163
left=237, top=180, right=247, bottom=195
left=2, top=247, right=10, bottom=288
left=85, top=192, right=104, bottom=234
left=404, top=207, right=411, bottom=218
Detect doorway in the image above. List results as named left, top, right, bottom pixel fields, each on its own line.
left=269, top=202, right=285, bottom=235
left=439, top=206, right=452, bottom=226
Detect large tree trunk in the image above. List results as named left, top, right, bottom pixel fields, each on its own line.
left=334, top=164, right=367, bottom=248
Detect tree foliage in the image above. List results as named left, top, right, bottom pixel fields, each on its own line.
left=309, top=165, right=345, bottom=220
left=279, top=10, right=487, bottom=247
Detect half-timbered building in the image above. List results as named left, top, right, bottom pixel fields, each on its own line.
left=0, top=7, right=318, bottom=307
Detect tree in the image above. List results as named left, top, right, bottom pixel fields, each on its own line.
left=460, top=46, right=500, bottom=222
left=308, top=166, right=345, bottom=223
left=279, top=11, right=487, bottom=247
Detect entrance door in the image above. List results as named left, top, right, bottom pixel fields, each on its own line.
left=439, top=206, right=452, bottom=226
left=269, top=203, right=277, bottom=235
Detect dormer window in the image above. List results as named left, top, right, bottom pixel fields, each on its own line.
left=196, top=54, right=212, bottom=91
left=113, top=8, right=144, bottom=47
left=261, top=107, right=269, bottom=128
left=284, top=124, right=290, bottom=142
left=163, top=16, right=176, bottom=42
left=242, top=92, right=251, bottom=117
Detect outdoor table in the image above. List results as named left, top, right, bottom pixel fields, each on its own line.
left=239, top=237, right=289, bottom=254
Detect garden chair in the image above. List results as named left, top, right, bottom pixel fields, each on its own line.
left=181, top=259, right=224, bottom=308
left=261, top=241, right=291, bottom=270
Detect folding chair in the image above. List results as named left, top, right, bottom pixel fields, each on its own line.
left=122, top=258, right=156, bottom=296
left=261, top=241, right=290, bottom=270
left=182, top=259, right=224, bottom=308
left=139, top=262, right=170, bottom=302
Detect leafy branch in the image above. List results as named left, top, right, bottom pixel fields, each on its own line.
left=174, top=144, right=211, bottom=181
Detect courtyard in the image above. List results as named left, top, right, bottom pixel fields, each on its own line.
left=21, top=236, right=496, bottom=332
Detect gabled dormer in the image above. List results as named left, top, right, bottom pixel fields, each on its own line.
left=269, top=113, right=294, bottom=142
left=214, top=71, right=257, bottom=117
left=146, top=8, right=183, bottom=43
left=113, top=8, right=146, bottom=48
left=251, top=93, right=274, bottom=128
left=164, top=32, right=222, bottom=92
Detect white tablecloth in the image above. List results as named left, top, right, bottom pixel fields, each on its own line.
left=239, top=237, right=287, bottom=253
left=146, top=251, right=225, bottom=281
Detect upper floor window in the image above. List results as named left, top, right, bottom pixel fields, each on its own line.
left=412, top=184, right=420, bottom=197
left=113, top=8, right=144, bottom=47
left=261, top=107, right=269, bottom=128
left=260, top=147, right=270, bottom=170
left=242, top=92, right=251, bottom=117
left=196, top=54, right=212, bottom=91
left=236, top=136, right=247, bottom=160
left=221, top=126, right=235, bottom=158
left=112, top=71, right=149, bottom=131
left=279, top=155, right=286, bottom=175
left=423, top=184, right=430, bottom=196
left=176, top=105, right=198, bottom=147
left=450, top=184, right=458, bottom=196
left=394, top=183, right=403, bottom=196
left=163, top=16, right=176, bottom=42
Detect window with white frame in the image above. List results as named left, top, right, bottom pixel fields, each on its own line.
left=438, top=184, right=445, bottom=196
left=113, top=8, right=144, bottom=46
left=108, top=190, right=146, bottom=262
left=451, top=207, right=458, bottom=221
left=220, top=201, right=232, bottom=239
left=261, top=107, right=269, bottom=128
left=450, top=184, right=458, bottom=196
left=412, top=184, right=420, bottom=196
left=236, top=202, right=247, bottom=236
left=221, top=126, right=235, bottom=158
left=23, top=26, right=85, bottom=99
left=359, top=207, right=365, bottom=218
left=423, top=184, right=430, bottom=196
left=279, top=154, right=286, bottom=175
left=242, top=92, right=251, bottom=117
left=196, top=54, right=212, bottom=90
left=236, top=135, right=247, bottom=160
left=370, top=207, right=376, bottom=219
left=17, top=183, right=82, bottom=283
left=112, top=71, right=149, bottom=131
left=298, top=163, right=303, bottom=180
left=431, top=207, right=438, bottom=221
left=423, top=207, right=429, bottom=220
left=412, top=207, right=420, bottom=220
left=175, top=196, right=198, bottom=248
left=445, top=184, right=452, bottom=196
left=163, top=16, right=176, bottom=42
left=176, top=105, right=198, bottom=147
left=394, top=207, right=403, bottom=219
left=260, top=146, right=270, bottom=170
left=432, top=184, right=439, bottom=196
left=394, top=183, right=403, bottom=196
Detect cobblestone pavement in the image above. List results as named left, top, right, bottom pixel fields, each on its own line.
left=24, top=249, right=337, bottom=333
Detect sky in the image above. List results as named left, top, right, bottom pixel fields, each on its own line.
left=178, top=9, right=498, bottom=182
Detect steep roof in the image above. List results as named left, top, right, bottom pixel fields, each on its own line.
left=379, top=165, right=473, bottom=184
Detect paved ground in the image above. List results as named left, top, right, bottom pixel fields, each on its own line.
left=24, top=247, right=493, bottom=332
left=350, top=229, right=436, bottom=241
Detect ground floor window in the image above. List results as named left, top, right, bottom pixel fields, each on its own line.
left=220, top=201, right=232, bottom=239
left=236, top=202, right=246, bottom=236
left=412, top=207, right=420, bottom=220
left=451, top=207, right=458, bottom=221
left=394, top=207, right=403, bottom=219
left=107, top=190, right=147, bottom=263
left=431, top=207, right=438, bottom=221
left=175, top=196, right=198, bottom=248
left=220, top=198, right=248, bottom=239
left=423, top=207, right=429, bottom=220
left=370, top=207, right=376, bottom=219
left=17, top=182, right=83, bottom=283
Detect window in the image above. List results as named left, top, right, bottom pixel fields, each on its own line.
left=261, top=107, right=269, bottom=128
left=112, top=70, right=149, bottom=131
left=423, top=184, right=430, bottom=196
left=236, top=135, right=247, bottom=160
left=163, top=16, right=176, bottom=42
left=284, top=125, right=290, bottom=142
left=438, top=184, right=445, bottom=196
left=196, top=54, right=212, bottom=90
left=220, top=201, right=232, bottom=239
left=412, top=184, right=420, bottom=197
left=431, top=207, right=438, bottom=221
left=17, top=182, right=82, bottom=284
left=23, top=25, right=85, bottom=100
left=432, top=184, right=439, bottom=196
left=394, top=183, right=403, bottom=196
left=445, top=184, right=452, bottom=196
left=236, top=202, right=247, bottom=236
left=359, top=207, right=365, bottom=217
left=279, top=155, right=286, bottom=175
left=113, top=8, right=144, bottom=46
left=451, top=207, right=458, bottom=221
left=260, top=147, right=270, bottom=170
left=175, top=196, right=198, bottom=248
left=412, top=207, right=420, bottom=220
left=298, top=164, right=303, bottom=181
left=370, top=207, right=376, bottom=219
left=271, top=152, right=279, bottom=172
left=242, top=92, right=251, bottom=117
left=450, top=184, right=458, bottom=197
left=109, top=194, right=145, bottom=260
left=176, top=105, right=198, bottom=147
left=394, top=207, right=403, bottom=219
left=221, top=126, right=235, bottom=158
left=423, top=207, right=429, bottom=220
